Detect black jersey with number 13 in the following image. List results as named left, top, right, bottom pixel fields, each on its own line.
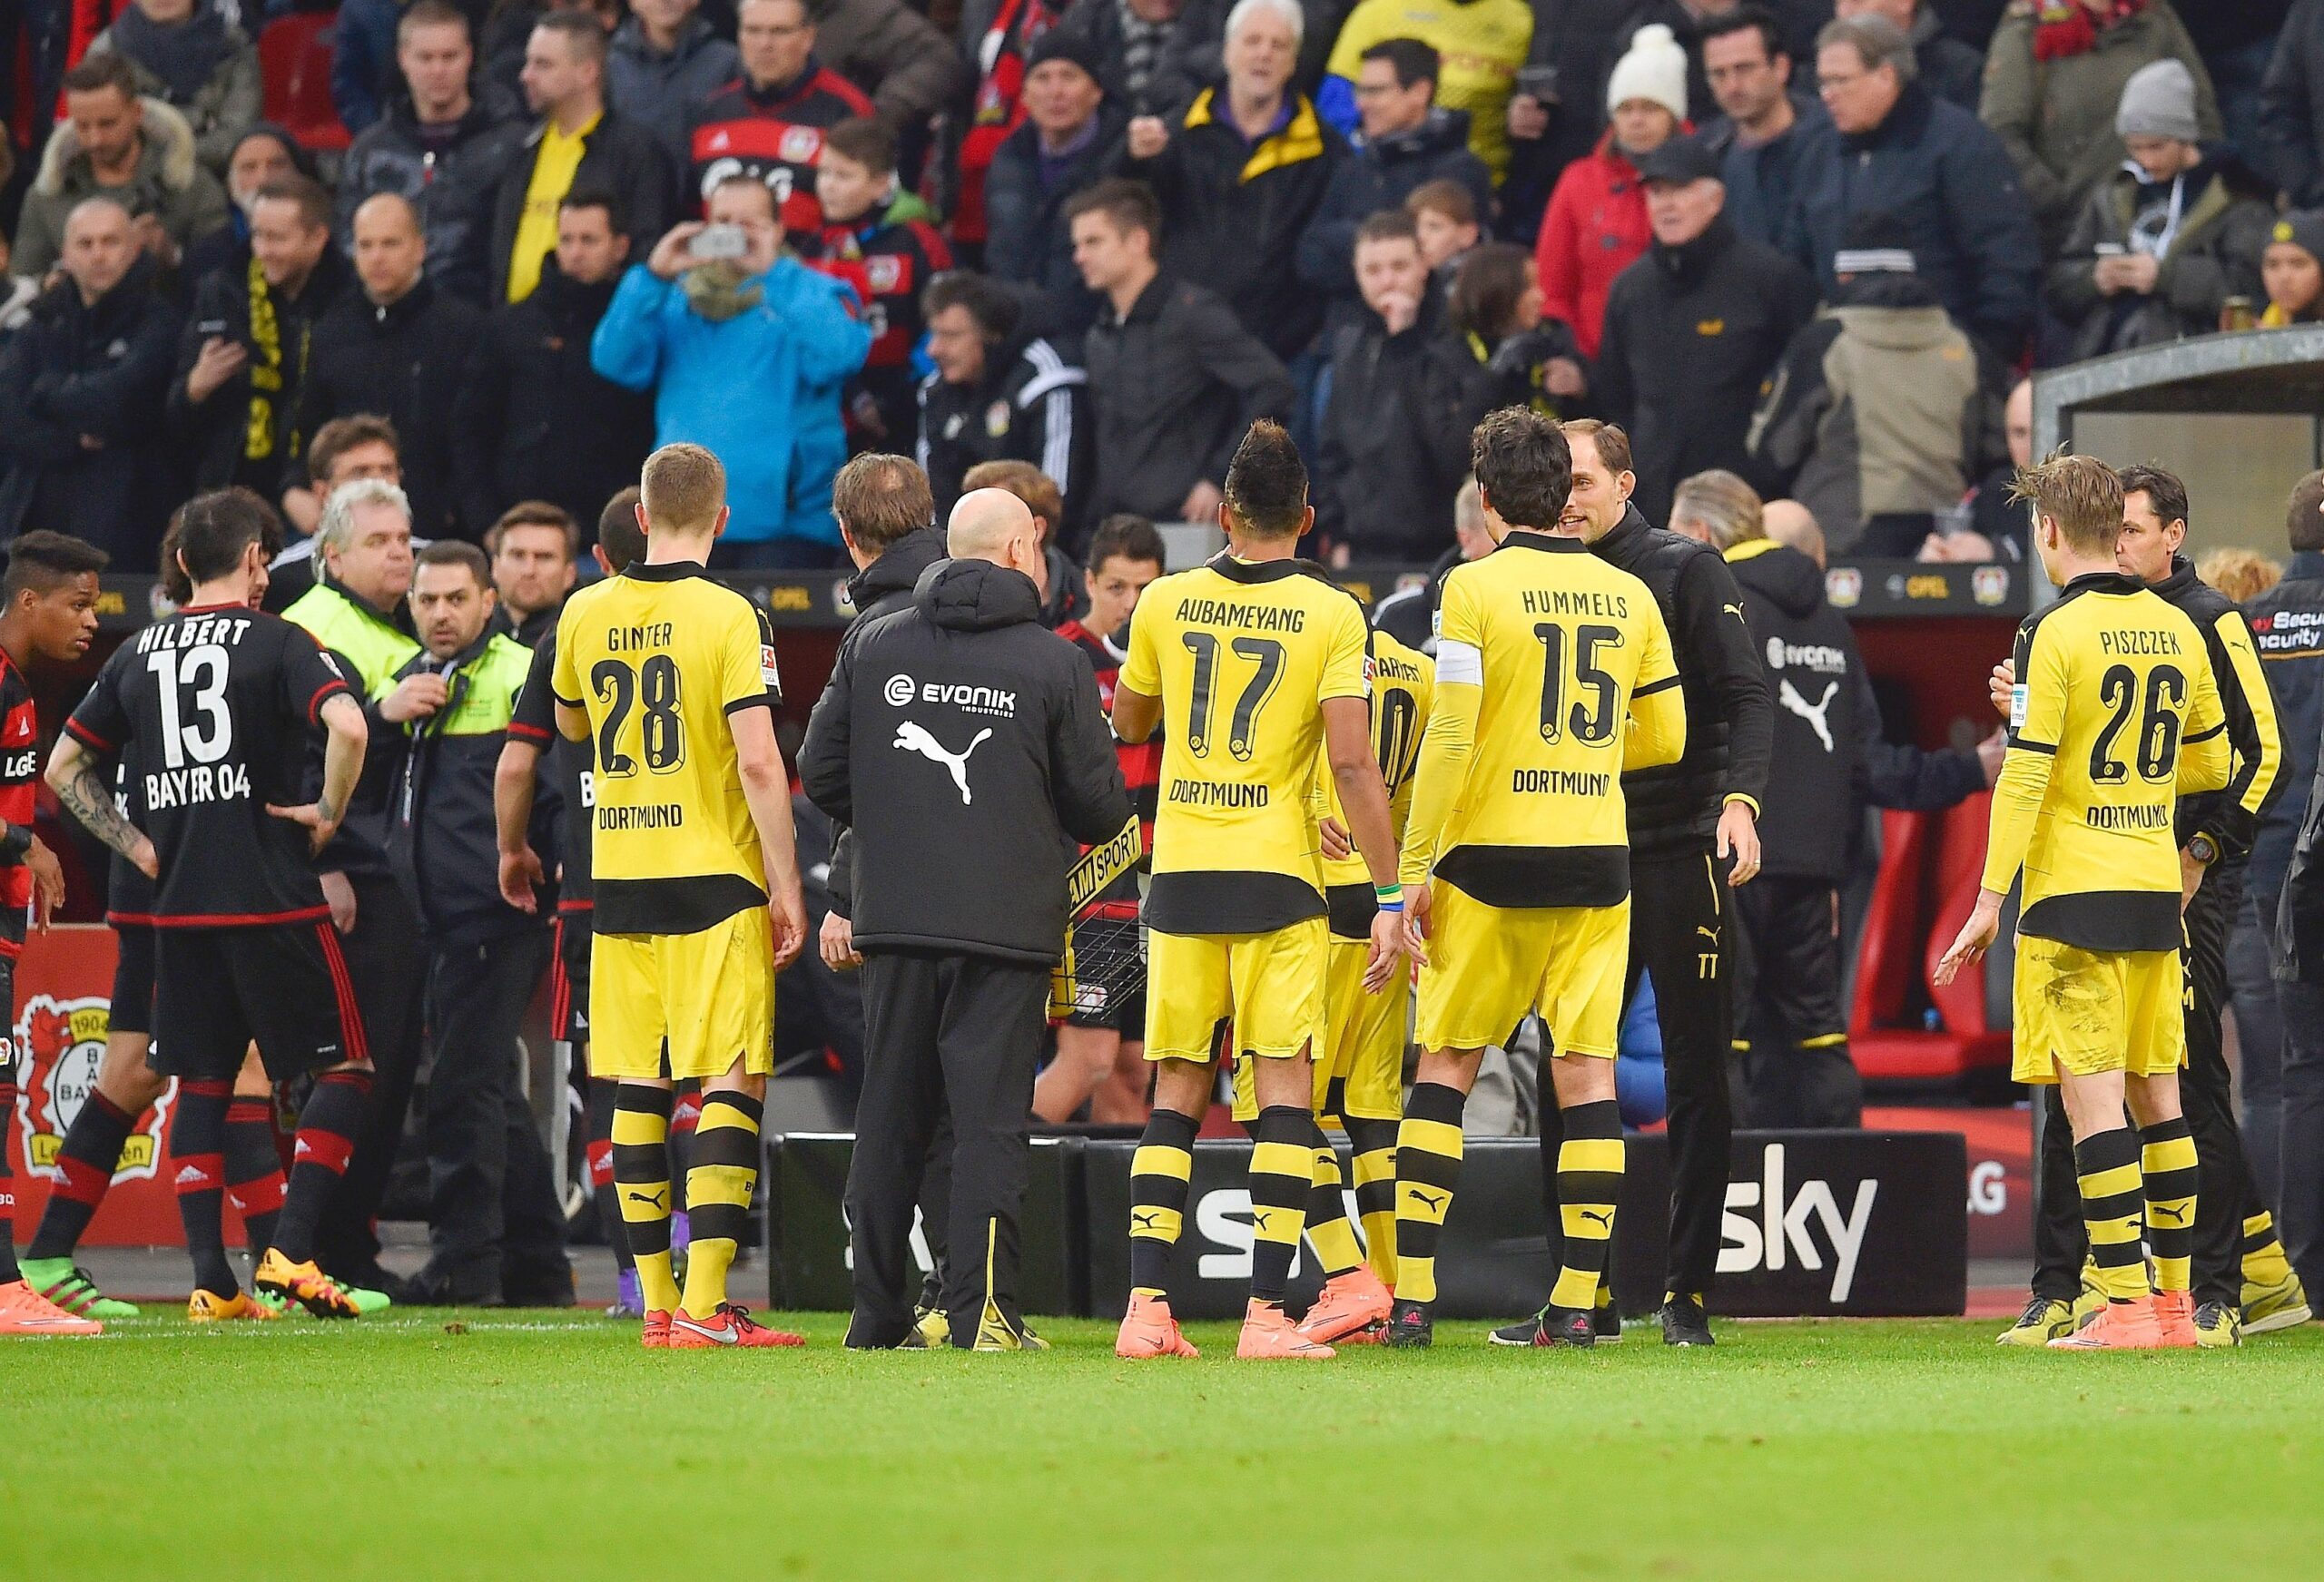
left=66, top=604, right=351, bottom=928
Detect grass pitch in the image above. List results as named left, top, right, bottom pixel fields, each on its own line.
left=5, top=1310, right=2319, bottom=1581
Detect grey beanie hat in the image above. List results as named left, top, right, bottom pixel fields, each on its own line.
left=2116, top=59, right=2201, bottom=144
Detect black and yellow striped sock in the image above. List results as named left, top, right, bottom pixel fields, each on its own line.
left=1344, top=1115, right=1399, bottom=1288
left=1305, top=1121, right=1364, bottom=1281
left=1393, top=1082, right=1465, bottom=1306
left=2242, top=1208, right=2295, bottom=1287
left=2075, top=1126, right=2148, bottom=1303
left=1549, top=1098, right=1624, bottom=1311
left=680, top=1090, right=763, bottom=1320
left=1248, top=1105, right=1312, bottom=1305
left=2139, top=1116, right=2197, bottom=1295
left=1128, top=1109, right=1198, bottom=1300
left=612, top=1084, right=679, bottom=1313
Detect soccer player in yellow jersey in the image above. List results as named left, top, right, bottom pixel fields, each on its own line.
left=1938, top=455, right=2231, bottom=1351
left=1110, top=421, right=1407, bottom=1362
left=1226, top=626, right=1433, bottom=1346
left=1388, top=408, right=1686, bottom=1349
left=551, top=444, right=812, bottom=1350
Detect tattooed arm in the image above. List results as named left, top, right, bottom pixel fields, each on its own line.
left=46, top=732, right=158, bottom=879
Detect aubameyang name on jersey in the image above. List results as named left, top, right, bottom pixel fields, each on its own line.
left=1513, top=770, right=1612, bottom=797
left=1521, top=588, right=1629, bottom=618
left=145, top=762, right=252, bottom=810
left=1169, top=779, right=1269, bottom=808
left=135, top=614, right=252, bottom=653
left=606, top=623, right=675, bottom=653
left=1177, top=598, right=1305, bottom=633
left=2085, top=802, right=2171, bottom=831
left=2098, top=628, right=2183, bottom=656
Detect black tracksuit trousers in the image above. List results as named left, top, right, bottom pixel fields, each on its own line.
left=313, top=874, right=427, bottom=1279
left=1542, top=845, right=1735, bottom=1301
left=2033, top=864, right=2262, bottom=1308
left=844, top=949, right=1047, bottom=1348
left=1732, top=875, right=1863, bottom=1129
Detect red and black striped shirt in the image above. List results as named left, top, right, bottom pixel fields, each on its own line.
left=687, top=65, right=876, bottom=235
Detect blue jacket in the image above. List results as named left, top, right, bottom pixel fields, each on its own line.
left=590, top=260, right=872, bottom=545
left=1784, top=83, right=2043, bottom=356
left=1701, top=93, right=1832, bottom=251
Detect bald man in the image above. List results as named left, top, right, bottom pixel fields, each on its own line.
left=1762, top=499, right=1825, bottom=566
left=800, top=487, right=1132, bottom=1351
left=294, top=192, right=487, bottom=538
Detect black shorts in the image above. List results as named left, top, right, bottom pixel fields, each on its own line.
left=153, top=921, right=367, bottom=1082
left=110, top=923, right=155, bottom=1037
left=554, top=910, right=593, bottom=1043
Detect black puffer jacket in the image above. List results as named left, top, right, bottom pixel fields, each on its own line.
left=1591, top=504, right=1773, bottom=860
left=1727, top=537, right=1983, bottom=881
left=1314, top=291, right=1488, bottom=559
left=336, top=87, right=527, bottom=304
left=797, top=556, right=1132, bottom=965
left=825, top=524, right=952, bottom=914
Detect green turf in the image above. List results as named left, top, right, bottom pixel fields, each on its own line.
left=5, top=1310, right=2319, bottom=1580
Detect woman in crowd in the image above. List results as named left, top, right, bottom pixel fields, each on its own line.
left=1449, top=241, right=1590, bottom=419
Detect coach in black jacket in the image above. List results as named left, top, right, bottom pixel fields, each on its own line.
left=1539, top=420, right=1773, bottom=1348
left=801, top=488, right=1130, bottom=1350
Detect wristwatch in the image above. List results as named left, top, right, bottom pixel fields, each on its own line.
left=2188, top=834, right=2220, bottom=867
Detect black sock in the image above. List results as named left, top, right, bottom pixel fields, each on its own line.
left=1246, top=1105, right=1313, bottom=1305
left=171, top=1080, right=236, bottom=1296
left=271, top=1069, right=369, bottom=1264
left=1549, top=1098, right=1624, bottom=1311
left=26, top=1090, right=136, bottom=1261
left=223, top=1096, right=288, bottom=1257
left=1128, top=1109, right=1199, bottom=1299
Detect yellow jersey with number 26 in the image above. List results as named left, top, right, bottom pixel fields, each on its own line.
left=1120, top=554, right=1371, bottom=937
left=551, top=561, right=782, bottom=936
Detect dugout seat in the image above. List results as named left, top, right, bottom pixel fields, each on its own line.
left=260, top=12, right=350, bottom=152
left=1849, top=793, right=2010, bottom=1082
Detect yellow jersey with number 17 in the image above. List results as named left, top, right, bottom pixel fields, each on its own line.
left=1984, top=571, right=2230, bottom=953
left=551, top=561, right=783, bottom=936
left=1120, top=554, right=1371, bottom=937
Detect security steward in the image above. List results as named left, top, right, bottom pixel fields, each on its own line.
left=800, top=487, right=1130, bottom=1350
left=283, top=478, right=428, bottom=1296
left=390, top=540, right=572, bottom=1305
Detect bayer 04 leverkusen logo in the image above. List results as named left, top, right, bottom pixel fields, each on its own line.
left=14, top=995, right=171, bottom=1180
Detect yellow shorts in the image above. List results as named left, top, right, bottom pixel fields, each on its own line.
left=2011, top=934, right=2183, bottom=1085
left=1146, top=918, right=1327, bottom=1066
left=1230, top=934, right=1408, bottom=1124
left=589, top=906, right=775, bottom=1081
left=1413, top=882, right=1629, bottom=1058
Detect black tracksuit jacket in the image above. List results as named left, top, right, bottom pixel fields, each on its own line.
left=798, top=556, right=1131, bottom=966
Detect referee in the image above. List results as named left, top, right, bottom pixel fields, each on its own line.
left=800, top=488, right=1130, bottom=1350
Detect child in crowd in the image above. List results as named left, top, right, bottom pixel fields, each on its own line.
left=2260, top=211, right=2324, bottom=328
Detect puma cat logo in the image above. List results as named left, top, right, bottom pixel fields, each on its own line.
left=1779, top=677, right=1840, bottom=752
left=893, top=720, right=994, bottom=805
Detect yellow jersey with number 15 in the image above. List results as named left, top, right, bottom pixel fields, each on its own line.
left=551, top=561, right=782, bottom=936
left=1120, top=554, right=1371, bottom=937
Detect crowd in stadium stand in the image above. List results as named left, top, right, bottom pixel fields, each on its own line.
left=8, top=0, right=2324, bottom=1309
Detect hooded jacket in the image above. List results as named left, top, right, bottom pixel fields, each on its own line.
left=1980, top=0, right=2221, bottom=250
left=606, top=15, right=743, bottom=167
left=452, top=257, right=656, bottom=536
left=337, top=86, right=528, bottom=304
left=169, top=243, right=353, bottom=496
left=0, top=255, right=180, bottom=557
left=1315, top=289, right=1490, bottom=559
left=1595, top=213, right=1820, bottom=529
left=1787, top=82, right=2043, bottom=356
left=11, top=96, right=230, bottom=279
left=1747, top=270, right=2004, bottom=555
left=1726, top=536, right=1984, bottom=881
left=1296, top=107, right=1495, bottom=329
left=387, top=627, right=550, bottom=945
left=1118, top=87, right=1347, bottom=359
left=823, top=525, right=950, bottom=914
left=1533, top=126, right=1660, bottom=359
left=590, top=259, right=873, bottom=545
left=1082, top=270, right=1294, bottom=523
left=1591, top=503, right=1774, bottom=859
left=294, top=276, right=487, bottom=539
left=797, top=556, right=1132, bottom=965
left=2046, top=158, right=2273, bottom=361
left=87, top=3, right=261, bottom=173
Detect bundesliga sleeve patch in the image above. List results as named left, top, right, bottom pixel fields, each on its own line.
left=761, top=644, right=783, bottom=690
left=2009, top=683, right=2027, bottom=730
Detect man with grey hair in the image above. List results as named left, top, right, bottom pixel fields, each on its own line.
left=0, top=196, right=180, bottom=561
left=282, top=477, right=435, bottom=1295
left=1787, top=11, right=2040, bottom=358
left=1372, top=474, right=1493, bottom=653
left=800, top=487, right=1131, bottom=1350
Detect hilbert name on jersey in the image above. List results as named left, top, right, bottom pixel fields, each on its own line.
left=134, top=614, right=263, bottom=809
left=134, top=613, right=254, bottom=654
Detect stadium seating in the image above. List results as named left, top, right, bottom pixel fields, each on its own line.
left=260, top=11, right=350, bottom=152
left=1851, top=793, right=2010, bottom=1082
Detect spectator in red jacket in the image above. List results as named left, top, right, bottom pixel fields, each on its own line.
left=1533, top=21, right=1687, bottom=359
left=687, top=0, right=876, bottom=233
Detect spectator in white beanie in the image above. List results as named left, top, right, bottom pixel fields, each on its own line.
left=1533, top=22, right=1687, bottom=359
